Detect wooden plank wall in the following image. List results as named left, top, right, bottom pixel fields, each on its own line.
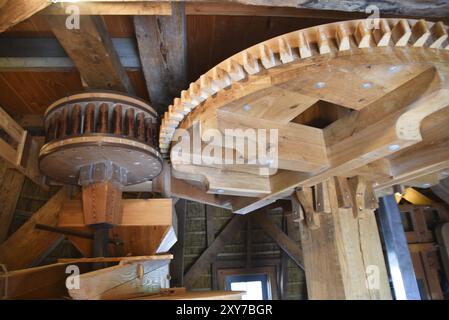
left=182, top=201, right=306, bottom=300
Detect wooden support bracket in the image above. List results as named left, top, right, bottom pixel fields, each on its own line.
left=313, top=180, right=331, bottom=213
left=334, top=176, right=353, bottom=208
left=349, top=176, right=379, bottom=218
left=295, top=187, right=320, bottom=229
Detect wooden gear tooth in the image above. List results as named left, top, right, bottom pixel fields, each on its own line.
left=136, top=112, right=145, bottom=141
left=164, top=111, right=179, bottom=128
left=316, top=27, right=331, bottom=54
left=429, top=21, right=448, bottom=49
left=242, top=51, right=261, bottom=75
left=174, top=97, right=189, bottom=115
left=298, top=31, right=312, bottom=58
left=211, top=67, right=232, bottom=89
left=112, top=104, right=123, bottom=135
left=189, top=82, right=207, bottom=103
left=125, top=108, right=135, bottom=138
left=335, top=24, right=351, bottom=51
left=259, top=43, right=279, bottom=69
left=97, top=103, right=109, bottom=133
left=354, top=21, right=372, bottom=48
left=226, top=59, right=246, bottom=81
left=391, top=19, right=412, bottom=46
left=278, top=37, right=297, bottom=63
left=200, top=74, right=219, bottom=97
left=84, top=103, right=95, bottom=134
left=168, top=105, right=184, bottom=122
left=71, top=104, right=81, bottom=135
left=410, top=19, right=431, bottom=47
left=373, top=19, right=392, bottom=47
left=180, top=90, right=195, bottom=110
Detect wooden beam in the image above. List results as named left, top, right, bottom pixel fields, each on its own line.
left=231, top=64, right=448, bottom=214
left=172, top=162, right=272, bottom=197
left=0, top=0, right=49, bottom=33
left=46, top=15, right=134, bottom=93
left=185, top=3, right=368, bottom=19
left=0, top=262, right=88, bottom=299
left=58, top=256, right=168, bottom=264
left=153, top=164, right=233, bottom=209
left=215, top=109, right=328, bottom=172
left=0, top=189, right=66, bottom=270
left=252, top=211, right=304, bottom=270
left=133, top=289, right=244, bottom=300
left=43, top=2, right=172, bottom=15
left=0, top=37, right=141, bottom=71
left=69, top=254, right=172, bottom=300
left=170, top=199, right=186, bottom=287
left=432, top=177, right=449, bottom=206
left=58, top=199, right=173, bottom=227
left=134, top=2, right=187, bottom=113
left=0, top=169, right=24, bottom=243
left=184, top=214, right=246, bottom=288
left=40, top=1, right=449, bottom=19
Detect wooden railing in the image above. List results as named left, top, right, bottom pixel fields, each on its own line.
left=0, top=105, right=46, bottom=188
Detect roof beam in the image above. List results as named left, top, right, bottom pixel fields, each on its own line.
left=0, top=0, right=50, bottom=33
left=134, top=2, right=187, bottom=113
left=0, top=37, right=141, bottom=71
left=46, top=15, right=134, bottom=93
left=43, top=1, right=172, bottom=15
left=41, top=1, right=449, bottom=19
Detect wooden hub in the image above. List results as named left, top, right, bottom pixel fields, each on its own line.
left=39, top=91, right=163, bottom=185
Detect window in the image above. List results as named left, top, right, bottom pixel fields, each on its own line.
left=217, top=267, right=278, bottom=299
left=225, top=274, right=270, bottom=300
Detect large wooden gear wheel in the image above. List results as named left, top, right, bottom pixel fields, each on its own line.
left=160, top=18, right=449, bottom=213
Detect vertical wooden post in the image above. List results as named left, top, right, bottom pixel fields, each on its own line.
left=170, top=199, right=186, bottom=287
left=297, top=177, right=392, bottom=299
left=205, top=205, right=217, bottom=289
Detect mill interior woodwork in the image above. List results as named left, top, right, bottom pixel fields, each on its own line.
left=0, top=0, right=449, bottom=301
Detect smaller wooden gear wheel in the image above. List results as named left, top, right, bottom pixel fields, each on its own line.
left=39, top=91, right=163, bottom=186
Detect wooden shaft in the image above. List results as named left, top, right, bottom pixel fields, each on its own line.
left=97, top=103, right=109, bottom=133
